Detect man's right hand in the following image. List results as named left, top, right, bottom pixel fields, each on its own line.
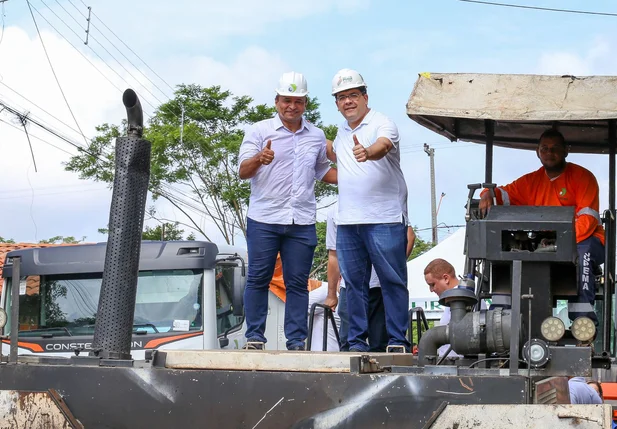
left=324, top=294, right=338, bottom=311
left=479, top=193, right=493, bottom=217
left=259, top=140, right=275, bottom=165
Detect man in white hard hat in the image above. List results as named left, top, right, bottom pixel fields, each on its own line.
left=238, top=72, right=336, bottom=351
left=326, top=68, right=410, bottom=353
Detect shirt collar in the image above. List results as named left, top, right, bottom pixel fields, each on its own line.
left=343, top=108, right=375, bottom=131
left=274, top=114, right=309, bottom=132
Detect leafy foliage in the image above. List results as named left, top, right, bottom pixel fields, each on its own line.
left=39, top=236, right=86, bottom=244
left=408, top=227, right=434, bottom=261
left=142, top=222, right=194, bottom=241
left=310, top=220, right=328, bottom=281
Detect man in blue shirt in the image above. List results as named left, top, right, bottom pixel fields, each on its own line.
left=568, top=377, right=602, bottom=404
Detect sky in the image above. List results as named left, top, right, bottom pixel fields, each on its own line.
left=1, top=0, right=617, bottom=246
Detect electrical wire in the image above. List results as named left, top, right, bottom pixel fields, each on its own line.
left=414, top=224, right=464, bottom=232
left=72, top=0, right=175, bottom=93
left=459, top=0, right=617, bottom=17
left=34, top=0, right=184, bottom=125
left=31, top=0, right=159, bottom=114
left=0, top=90, right=90, bottom=151
left=0, top=100, right=109, bottom=161
left=26, top=0, right=90, bottom=146
left=0, top=116, right=75, bottom=156
left=1, top=81, right=93, bottom=142
left=18, top=2, right=306, bottom=241
left=58, top=0, right=172, bottom=100
left=26, top=2, right=125, bottom=107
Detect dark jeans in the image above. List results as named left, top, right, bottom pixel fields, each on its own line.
left=338, top=287, right=388, bottom=352
left=337, top=222, right=410, bottom=352
left=244, top=218, right=317, bottom=349
left=568, top=236, right=605, bottom=323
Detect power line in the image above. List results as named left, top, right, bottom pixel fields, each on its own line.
left=458, top=0, right=617, bottom=17
left=60, top=0, right=172, bottom=100
left=0, top=81, right=92, bottom=142
left=17, top=3, right=247, bottom=233
left=0, top=116, right=75, bottom=156
left=414, top=224, right=465, bottom=232
left=34, top=0, right=183, bottom=125
left=26, top=0, right=90, bottom=147
left=72, top=0, right=175, bottom=93
left=26, top=2, right=125, bottom=100
left=32, top=0, right=160, bottom=113
left=0, top=100, right=109, bottom=162
left=46, top=0, right=170, bottom=107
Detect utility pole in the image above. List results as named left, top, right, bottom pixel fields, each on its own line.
left=424, top=143, right=437, bottom=246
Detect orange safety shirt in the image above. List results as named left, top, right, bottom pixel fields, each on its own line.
left=482, top=163, right=604, bottom=245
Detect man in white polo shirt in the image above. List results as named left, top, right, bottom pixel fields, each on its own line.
left=328, top=68, right=410, bottom=353
left=238, top=72, right=337, bottom=351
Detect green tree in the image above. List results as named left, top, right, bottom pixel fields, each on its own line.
left=408, top=227, right=434, bottom=261
left=39, top=236, right=86, bottom=244
left=310, top=220, right=328, bottom=281
left=66, top=85, right=336, bottom=245
left=0, top=237, right=15, bottom=243
left=142, top=222, right=186, bottom=241
left=99, top=220, right=196, bottom=241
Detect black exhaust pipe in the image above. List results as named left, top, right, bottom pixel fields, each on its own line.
left=123, top=89, right=144, bottom=138
left=91, top=89, right=151, bottom=360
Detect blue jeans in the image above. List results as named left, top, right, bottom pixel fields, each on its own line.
left=337, top=223, right=410, bottom=352
left=244, top=218, right=317, bottom=349
left=338, top=287, right=388, bottom=352
left=367, top=287, right=388, bottom=352
left=568, top=236, right=605, bottom=324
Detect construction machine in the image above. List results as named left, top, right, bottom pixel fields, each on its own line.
left=0, top=76, right=615, bottom=428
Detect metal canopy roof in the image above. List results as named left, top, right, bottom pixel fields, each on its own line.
left=406, top=73, right=617, bottom=154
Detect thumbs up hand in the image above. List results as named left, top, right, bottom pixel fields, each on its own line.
left=352, top=135, right=368, bottom=162
left=260, top=139, right=275, bottom=165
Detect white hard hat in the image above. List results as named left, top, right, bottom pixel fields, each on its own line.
left=275, top=72, right=308, bottom=97
left=331, top=68, right=367, bottom=95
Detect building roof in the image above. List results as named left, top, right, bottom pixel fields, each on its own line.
left=0, top=243, right=84, bottom=292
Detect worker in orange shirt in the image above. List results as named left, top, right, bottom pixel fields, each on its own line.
left=479, top=129, right=605, bottom=325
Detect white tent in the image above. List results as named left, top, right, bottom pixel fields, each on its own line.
left=407, top=228, right=467, bottom=319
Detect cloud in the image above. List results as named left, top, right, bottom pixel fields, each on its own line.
left=0, top=26, right=132, bottom=241
left=88, top=0, right=371, bottom=49
left=0, top=23, right=287, bottom=244
left=537, top=36, right=617, bottom=76
left=167, top=46, right=289, bottom=104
